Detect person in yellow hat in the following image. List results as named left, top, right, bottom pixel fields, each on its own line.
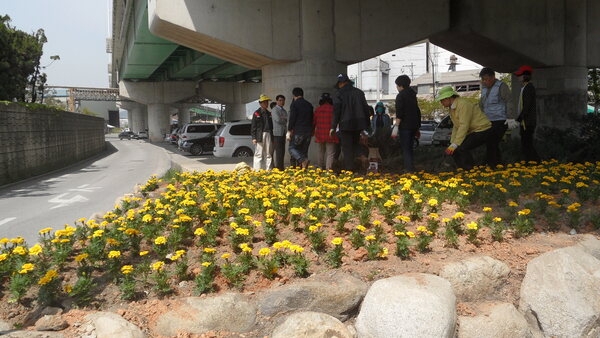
left=251, top=94, right=274, bottom=170
left=436, top=86, right=492, bottom=170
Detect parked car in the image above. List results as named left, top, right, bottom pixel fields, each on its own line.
left=178, top=123, right=222, bottom=148
left=181, top=130, right=217, bottom=156
left=213, top=120, right=254, bottom=158
left=431, top=116, right=452, bottom=146
left=136, top=131, right=149, bottom=139
left=118, top=131, right=135, bottom=140
left=418, top=121, right=437, bottom=146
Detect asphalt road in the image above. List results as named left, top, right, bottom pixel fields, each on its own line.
left=0, top=134, right=172, bottom=245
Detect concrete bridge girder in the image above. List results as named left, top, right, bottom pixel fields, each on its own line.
left=197, top=82, right=261, bottom=121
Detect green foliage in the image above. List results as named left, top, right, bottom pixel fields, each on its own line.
left=0, top=15, right=47, bottom=102
left=537, top=114, right=600, bottom=162
left=589, top=68, right=600, bottom=107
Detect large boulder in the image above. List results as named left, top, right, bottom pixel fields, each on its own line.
left=520, top=244, right=600, bottom=337
left=271, top=311, right=353, bottom=338
left=355, top=273, right=456, bottom=338
left=439, top=256, right=510, bottom=302
left=258, top=271, right=367, bottom=321
left=154, top=293, right=256, bottom=336
left=84, top=312, right=146, bottom=338
left=458, top=302, right=538, bottom=338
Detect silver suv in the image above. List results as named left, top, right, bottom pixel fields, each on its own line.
left=213, top=120, right=254, bottom=157
left=431, top=115, right=452, bottom=146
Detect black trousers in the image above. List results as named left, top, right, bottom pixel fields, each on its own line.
left=452, top=128, right=491, bottom=170
left=520, top=125, right=540, bottom=162
left=485, top=120, right=507, bottom=168
left=339, top=130, right=362, bottom=172
left=273, top=135, right=286, bottom=170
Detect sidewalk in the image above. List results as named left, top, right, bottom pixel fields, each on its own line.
left=149, top=140, right=251, bottom=173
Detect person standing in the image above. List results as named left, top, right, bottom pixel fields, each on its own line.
left=370, top=102, right=392, bottom=159
left=287, top=87, right=314, bottom=169
left=479, top=67, right=518, bottom=168
left=313, top=93, right=339, bottom=170
left=436, top=86, right=492, bottom=170
left=393, top=75, right=421, bottom=173
left=330, top=74, right=371, bottom=172
left=271, top=94, right=288, bottom=170
left=251, top=94, right=274, bottom=170
left=515, top=65, right=540, bottom=162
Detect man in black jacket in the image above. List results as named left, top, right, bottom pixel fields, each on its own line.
left=288, top=87, right=314, bottom=168
left=515, top=65, right=540, bottom=162
left=330, top=74, right=371, bottom=172
left=251, top=94, right=274, bottom=170
left=394, top=75, right=421, bottom=173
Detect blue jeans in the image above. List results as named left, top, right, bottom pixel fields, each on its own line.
left=399, top=129, right=416, bottom=172
left=288, top=134, right=311, bottom=163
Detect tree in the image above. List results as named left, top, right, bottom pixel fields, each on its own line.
left=0, top=15, right=46, bottom=102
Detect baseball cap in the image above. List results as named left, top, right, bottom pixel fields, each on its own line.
left=334, top=74, right=353, bottom=88
left=514, top=65, right=533, bottom=76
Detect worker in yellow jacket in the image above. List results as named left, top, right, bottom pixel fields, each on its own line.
left=436, top=86, right=492, bottom=170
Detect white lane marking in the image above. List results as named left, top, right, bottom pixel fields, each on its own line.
left=0, top=217, right=16, bottom=227
left=49, top=193, right=89, bottom=209
left=69, top=184, right=101, bottom=193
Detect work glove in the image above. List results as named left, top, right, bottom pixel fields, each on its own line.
left=390, top=124, right=398, bottom=139
left=445, top=143, right=458, bottom=155
left=505, top=119, right=519, bottom=129
left=286, top=131, right=292, bottom=141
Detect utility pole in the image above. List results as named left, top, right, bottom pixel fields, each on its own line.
left=403, top=63, right=415, bottom=80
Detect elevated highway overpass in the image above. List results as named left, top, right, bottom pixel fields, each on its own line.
left=111, top=0, right=599, bottom=142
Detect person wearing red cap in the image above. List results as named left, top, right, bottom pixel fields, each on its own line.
left=515, top=65, right=540, bottom=162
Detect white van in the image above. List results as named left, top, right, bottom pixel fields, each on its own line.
left=178, top=123, right=222, bottom=147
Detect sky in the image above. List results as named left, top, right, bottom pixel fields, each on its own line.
left=3, top=0, right=111, bottom=88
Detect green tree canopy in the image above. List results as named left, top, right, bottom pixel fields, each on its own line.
left=0, top=15, right=46, bottom=102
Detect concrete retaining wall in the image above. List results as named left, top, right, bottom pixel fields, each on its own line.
left=0, top=103, right=106, bottom=186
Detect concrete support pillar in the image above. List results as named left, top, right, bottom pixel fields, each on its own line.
left=130, top=106, right=147, bottom=134
left=224, top=103, right=247, bottom=121
left=119, top=81, right=196, bottom=142
left=534, top=66, right=588, bottom=130
left=147, top=104, right=170, bottom=141
left=178, top=107, right=191, bottom=126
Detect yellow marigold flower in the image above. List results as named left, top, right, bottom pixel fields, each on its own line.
left=75, top=253, right=88, bottom=262
left=239, top=243, right=253, bottom=253
left=194, top=228, right=207, bottom=236
left=139, top=251, right=149, bottom=256
left=13, top=246, right=27, bottom=255
left=406, top=231, right=416, bottom=238
left=178, top=215, right=192, bottom=223
left=154, top=236, right=167, bottom=245
left=452, top=212, right=465, bottom=220
left=201, top=261, right=212, bottom=267
left=124, top=228, right=140, bottom=236
left=394, top=231, right=406, bottom=237
left=235, top=228, right=250, bottom=236
left=378, top=247, right=389, bottom=258
left=19, top=263, right=35, bottom=274
left=290, top=207, right=306, bottom=215
left=92, top=229, right=104, bottom=238
left=383, top=200, right=396, bottom=208
left=483, top=207, right=493, bottom=213
left=265, top=218, right=275, bottom=225
left=11, top=237, right=25, bottom=244
left=265, top=209, right=277, bottom=218
left=221, top=253, right=231, bottom=260
left=229, top=222, right=239, bottom=229
left=203, top=247, right=216, bottom=254
left=108, top=250, right=121, bottom=259
left=29, top=244, right=43, bottom=256
left=567, top=202, right=581, bottom=213
left=0, top=253, right=7, bottom=262
left=560, top=188, right=570, bottom=194
left=356, top=225, right=367, bottom=232
left=259, top=247, right=271, bottom=256
left=331, top=237, right=343, bottom=246
left=38, top=269, right=58, bottom=285
left=365, top=235, right=376, bottom=242
left=493, top=217, right=502, bottom=222
left=0, top=238, right=8, bottom=245
left=151, top=261, right=164, bottom=271
left=278, top=199, right=289, bottom=206
left=142, top=214, right=153, bottom=223
left=466, top=222, right=478, bottom=230
left=416, top=225, right=429, bottom=233
left=517, top=209, right=531, bottom=216
left=121, top=265, right=134, bottom=275
left=428, top=198, right=438, bottom=207
left=396, top=215, right=411, bottom=223
left=289, top=245, right=304, bottom=254
left=308, top=225, right=319, bottom=233
left=38, top=227, right=53, bottom=235
left=508, top=201, right=518, bottom=207
left=428, top=213, right=439, bottom=220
